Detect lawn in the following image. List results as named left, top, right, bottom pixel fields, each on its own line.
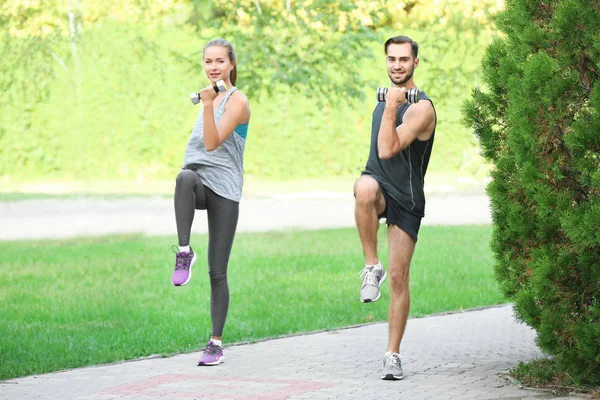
left=0, top=225, right=504, bottom=380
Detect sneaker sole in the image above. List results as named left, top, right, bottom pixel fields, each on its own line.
left=381, top=373, right=403, bottom=381
left=197, top=356, right=224, bottom=366
left=172, top=252, right=197, bottom=286
left=361, top=269, right=388, bottom=303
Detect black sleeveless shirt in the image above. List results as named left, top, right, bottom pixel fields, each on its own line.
left=363, top=92, right=436, bottom=217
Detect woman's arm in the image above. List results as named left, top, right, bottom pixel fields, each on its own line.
left=201, top=90, right=250, bottom=151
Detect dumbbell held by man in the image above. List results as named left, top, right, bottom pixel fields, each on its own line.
left=377, top=87, right=421, bottom=104
left=189, top=80, right=227, bottom=105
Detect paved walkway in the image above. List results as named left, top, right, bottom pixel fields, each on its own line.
left=1, top=191, right=584, bottom=399
left=1, top=305, right=581, bottom=400
left=0, top=192, right=490, bottom=240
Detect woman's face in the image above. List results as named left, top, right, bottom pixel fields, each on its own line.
left=203, top=45, right=234, bottom=84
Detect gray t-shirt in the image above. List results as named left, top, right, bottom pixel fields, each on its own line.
left=363, top=92, right=436, bottom=217
left=182, top=87, right=247, bottom=203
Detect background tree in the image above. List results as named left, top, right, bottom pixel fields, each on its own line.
left=0, top=0, right=502, bottom=182
left=0, top=0, right=67, bottom=169
left=463, top=0, right=600, bottom=384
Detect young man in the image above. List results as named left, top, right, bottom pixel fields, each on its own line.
left=354, top=35, right=437, bottom=380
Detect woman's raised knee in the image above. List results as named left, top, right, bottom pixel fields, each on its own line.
left=176, top=169, right=198, bottom=188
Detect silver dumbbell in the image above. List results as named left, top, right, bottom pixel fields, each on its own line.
left=189, top=80, right=227, bottom=105
left=377, top=87, right=421, bottom=104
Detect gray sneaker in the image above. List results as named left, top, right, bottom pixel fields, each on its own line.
left=359, top=263, right=387, bottom=302
left=381, top=352, right=403, bottom=380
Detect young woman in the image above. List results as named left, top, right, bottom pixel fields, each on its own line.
left=171, top=38, right=250, bottom=366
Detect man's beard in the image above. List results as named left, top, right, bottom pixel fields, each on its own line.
left=388, top=68, right=414, bottom=86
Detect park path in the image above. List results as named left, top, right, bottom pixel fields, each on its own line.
left=0, top=192, right=490, bottom=240
left=0, top=305, right=582, bottom=400
left=2, top=190, right=583, bottom=399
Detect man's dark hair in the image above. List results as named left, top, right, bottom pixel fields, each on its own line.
left=384, top=36, right=418, bottom=59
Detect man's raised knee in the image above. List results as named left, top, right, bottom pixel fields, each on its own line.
left=354, top=176, right=381, bottom=205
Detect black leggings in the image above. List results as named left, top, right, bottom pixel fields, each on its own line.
left=174, top=169, right=239, bottom=337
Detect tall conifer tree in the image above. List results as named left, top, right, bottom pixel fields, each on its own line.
left=463, top=0, right=600, bottom=383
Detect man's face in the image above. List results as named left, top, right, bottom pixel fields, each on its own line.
left=386, top=43, right=418, bottom=86
left=204, top=45, right=234, bottom=84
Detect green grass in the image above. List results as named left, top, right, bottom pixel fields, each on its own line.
left=0, top=225, right=504, bottom=380
left=510, top=359, right=600, bottom=398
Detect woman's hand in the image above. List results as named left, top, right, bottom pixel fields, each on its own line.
left=199, top=85, right=219, bottom=105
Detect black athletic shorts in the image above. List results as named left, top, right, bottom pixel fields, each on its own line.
left=378, top=185, right=422, bottom=242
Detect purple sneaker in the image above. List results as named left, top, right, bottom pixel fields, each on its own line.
left=171, top=245, right=197, bottom=286
left=197, top=341, right=224, bottom=366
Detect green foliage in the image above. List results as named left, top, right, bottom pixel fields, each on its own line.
left=463, top=0, right=600, bottom=385
left=509, top=358, right=598, bottom=396
left=201, top=0, right=386, bottom=103
left=0, top=0, right=500, bottom=182
left=0, top=34, right=61, bottom=171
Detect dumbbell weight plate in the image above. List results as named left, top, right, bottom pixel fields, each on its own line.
left=189, top=80, right=227, bottom=105
left=376, top=87, right=421, bottom=104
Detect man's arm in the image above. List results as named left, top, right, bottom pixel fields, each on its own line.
left=378, top=89, right=435, bottom=159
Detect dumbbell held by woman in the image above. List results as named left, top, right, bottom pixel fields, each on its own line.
left=377, top=87, right=421, bottom=104
left=189, top=80, right=227, bottom=105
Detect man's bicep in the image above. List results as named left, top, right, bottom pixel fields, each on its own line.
left=398, top=104, right=433, bottom=139
left=413, top=103, right=436, bottom=140
left=395, top=108, right=424, bottom=148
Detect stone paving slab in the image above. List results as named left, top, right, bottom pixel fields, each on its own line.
left=0, top=305, right=584, bottom=400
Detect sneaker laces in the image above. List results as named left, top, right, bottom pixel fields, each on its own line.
left=172, top=245, right=191, bottom=271
left=204, top=342, right=220, bottom=355
left=385, top=353, right=402, bottom=368
left=360, top=267, right=377, bottom=287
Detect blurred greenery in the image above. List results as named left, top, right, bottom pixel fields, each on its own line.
left=0, top=0, right=503, bottom=185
